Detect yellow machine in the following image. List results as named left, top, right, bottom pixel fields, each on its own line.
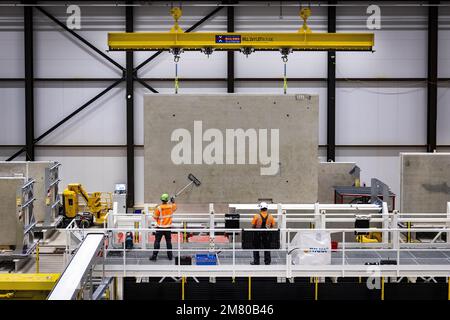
left=0, top=273, right=60, bottom=300
left=63, top=183, right=112, bottom=225
left=357, top=232, right=382, bottom=243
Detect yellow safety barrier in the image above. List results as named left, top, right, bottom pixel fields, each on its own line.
left=407, top=222, right=411, bottom=243
left=314, top=277, right=319, bottom=301
left=181, top=276, right=185, bottom=300
left=36, top=241, right=40, bottom=274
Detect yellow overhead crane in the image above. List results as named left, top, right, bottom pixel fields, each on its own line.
left=108, top=7, right=374, bottom=52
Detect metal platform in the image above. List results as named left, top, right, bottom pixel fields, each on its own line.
left=58, top=202, right=450, bottom=293
left=94, top=246, right=450, bottom=279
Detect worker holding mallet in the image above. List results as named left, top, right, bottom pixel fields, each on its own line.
left=150, top=193, right=177, bottom=261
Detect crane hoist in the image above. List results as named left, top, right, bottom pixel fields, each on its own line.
left=107, top=7, right=374, bottom=52
left=107, top=6, right=374, bottom=94
left=63, top=184, right=112, bottom=227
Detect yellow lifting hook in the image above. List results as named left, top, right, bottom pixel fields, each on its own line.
left=299, top=7, right=312, bottom=33
left=170, top=7, right=183, bottom=33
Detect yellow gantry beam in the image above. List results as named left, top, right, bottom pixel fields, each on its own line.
left=108, top=32, right=374, bottom=51
left=0, top=273, right=60, bottom=291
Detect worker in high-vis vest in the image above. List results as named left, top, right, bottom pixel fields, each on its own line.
left=250, top=202, right=276, bottom=265
left=150, top=193, right=177, bottom=261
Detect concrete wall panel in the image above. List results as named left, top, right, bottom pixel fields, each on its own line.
left=318, top=162, right=358, bottom=204
left=0, top=177, right=24, bottom=247
left=0, top=161, right=55, bottom=223
left=400, top=153, right=450, bottom=213
left=144, top=94, right=319, bottom=204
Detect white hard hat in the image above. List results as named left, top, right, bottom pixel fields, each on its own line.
left=258, top=202, right=268, bottom=210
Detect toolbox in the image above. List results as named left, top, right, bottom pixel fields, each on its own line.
left=175, top=256, right=192, bottom=265
left=195, top=254, right=218, bottom=265
left=225, top=213, right=240, bottom=229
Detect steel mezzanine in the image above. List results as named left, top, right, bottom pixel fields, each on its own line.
left=61, top=202, right=450, bottom=279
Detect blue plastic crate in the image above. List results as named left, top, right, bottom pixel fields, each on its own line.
left=195, top=254, right=217, bottom=265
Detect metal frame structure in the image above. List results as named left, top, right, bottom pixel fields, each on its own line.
left=0, top=161, right=63, bottom=231
left=41, top=162, right=63, bottom=229
left=327, top=1, right=336, bottom=162
left=125, top=2, right=135, bottom=209
left=60, top=202, right=450, bottom=282
left=24, top=4, right=34, bottom=161
left=0, top=1, right=447, bottom=208
left=427, top=2, right=439, bottom=153
left=0, top=177, right=38, bottom=271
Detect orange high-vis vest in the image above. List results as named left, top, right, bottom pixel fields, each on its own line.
left=153, top=203, right=177, bottom=228
left=251, top=211, right=275, bottom=228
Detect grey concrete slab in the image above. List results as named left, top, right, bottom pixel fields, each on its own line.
left=144, top=94, right=319, bottom=205
left=0, top=178, right=24, bottom=247
left=400, top=153, right=450, bottom=213
left=318, top=162, right=357, bottom=204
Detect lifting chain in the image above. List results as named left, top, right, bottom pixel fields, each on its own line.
left=280, top=48, right=292, bottom=95
left=170, top=48, right=183, bottom=94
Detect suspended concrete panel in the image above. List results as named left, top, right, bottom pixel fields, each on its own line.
left=144, top=94, right=319, bottom=204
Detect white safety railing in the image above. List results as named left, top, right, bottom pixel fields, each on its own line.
left=62, top=202, right=450, bottom=278
left=64, top=225, right=450, bottom=278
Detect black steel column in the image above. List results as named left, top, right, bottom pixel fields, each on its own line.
left=427, top=3, right=438, bottom=153
left=327, top=2, right=336, bottom=161
left=126, top=3, right=135, bottom=208
left=24, top=5, right=34, bottom=160
left=227, top=4, right=235, bottom=93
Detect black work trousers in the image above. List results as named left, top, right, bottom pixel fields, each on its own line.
left=253, top=231, right=271, bottom=265
left=153, top=229, right=173, bottom=259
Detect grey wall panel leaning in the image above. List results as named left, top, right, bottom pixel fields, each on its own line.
left=318, top=162, right=357, bottom=204
left=144, top=94, right=319, bottom=204
left=0, top=161, right=53, bottom=223
left=400, top=153, right=450, bottom=213
left=0, top=177, right=24, bottom=247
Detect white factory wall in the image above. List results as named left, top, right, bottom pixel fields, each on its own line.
left=0, top=2, right=449, bottom=205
